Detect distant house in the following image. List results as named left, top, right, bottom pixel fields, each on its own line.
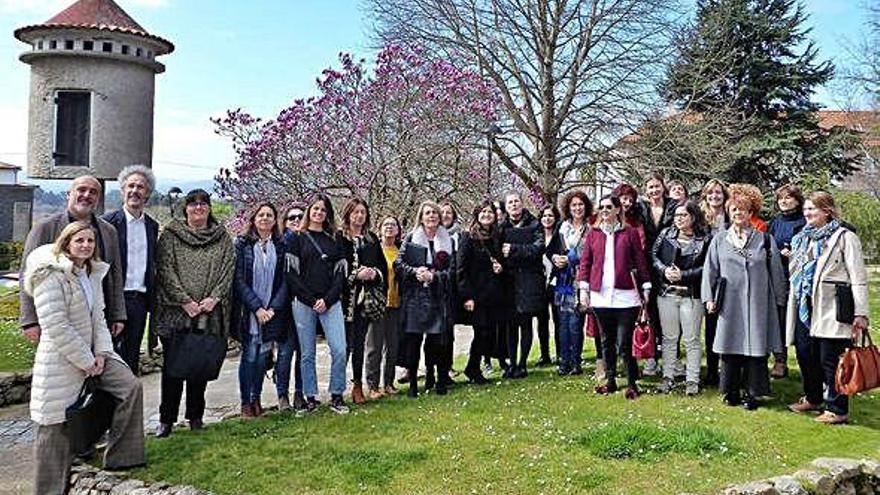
left=816, top=111, right=880, bottom=195
left=0, top=162, right=36, bottom=242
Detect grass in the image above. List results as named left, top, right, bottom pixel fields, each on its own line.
left=133, top=362, right=880, bottom=495
left=133, top=272, right=880, bottom=495
left=0, top=319, right=32, bottom=373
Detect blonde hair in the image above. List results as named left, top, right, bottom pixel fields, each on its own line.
left=414, top=200, right=442, bottom=229
left=699, top=179, right=729, bottom=227
left=53, top=221, right=101, bottom=269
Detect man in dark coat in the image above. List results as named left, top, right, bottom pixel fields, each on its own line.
left=102, top=165, right=160, bottom=375
left=20, top=175, right=127, bottom=343
left=498, top=192, right=545, bottom=378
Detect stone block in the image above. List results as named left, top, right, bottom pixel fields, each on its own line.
left=722, top=481, right=779, bottom=495
left=767, top=475, right=808, bottom=495
left=793, top=470, right=836, bottom=495
left=813, top=458, right=863, bottom=484
left=110, top=479, right=145, bottom=494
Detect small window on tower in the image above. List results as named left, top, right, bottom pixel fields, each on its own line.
left=53, top=91, right=91, bottom=167
left=136, top=47, right=142, bottom=57
left=121, top=45, right=129, bottom=55
left=102, top=42, right=112, bottom=53
left=37, top=41, right=43, bottom=50
left=83, top=40, right=93, bottom=51
left=49, top=40, right=57, bottom=49
left=64, top=40, right=74, bottom=50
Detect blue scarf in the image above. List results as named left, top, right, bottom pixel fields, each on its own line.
left=791, top=219, right=840, bottom=327
left=249, top=239, right=276, bottom=336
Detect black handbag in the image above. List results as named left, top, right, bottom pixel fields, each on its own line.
left=833, top=282, right=856, bottom=324
left=712, top=277, right=727, bottom=313
left=164, top=328, right=227, bottom=381
left=66, top=377, right=116, bottom=454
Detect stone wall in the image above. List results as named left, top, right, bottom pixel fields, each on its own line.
left=0, top=372, right=31, bottom=407
left=715, top=458, right=879, bottom=495
left=69, top=465, right=212, bottom=495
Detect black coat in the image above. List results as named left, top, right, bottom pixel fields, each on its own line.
left=650, top=227, right=711, bottom=299
left=101, top=209, right=159, bottom=309
left=637, top=198, right=676, bottom=258
left=457, top=231, right=505, bottom=326
left=394, top=231, right=454, bottom=336
left=231, top=235, right=291, bottom=343
left=337, top=231, right=388, bottom=320
left=499, top=209, right=545, bottom=316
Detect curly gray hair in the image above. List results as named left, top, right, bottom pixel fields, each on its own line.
left=117, top=164, right=156, bottom=194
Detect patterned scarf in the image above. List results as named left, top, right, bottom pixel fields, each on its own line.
left=791, top=219, right=841, bottom=327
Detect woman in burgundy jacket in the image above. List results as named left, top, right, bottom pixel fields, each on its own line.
left=577, top=194, right=652, bottom=399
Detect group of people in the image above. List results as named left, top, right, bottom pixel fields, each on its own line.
left=19, top=166, right=869, bottom=494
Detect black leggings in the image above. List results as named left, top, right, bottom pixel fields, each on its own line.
left=593, top=307, right=639, bottom=389
left=704, top=312, right=719, bottom=379
left=506, top=314, right=533, bottom=368
left=346, top=314, right=369, bottom=384
left=467, top=324, right=493, bottom=373
left=720, top=354, right=767, bottom=400
left=536, top=288, right=560, bottom=360
left=404, top=333, right=445, bottom=372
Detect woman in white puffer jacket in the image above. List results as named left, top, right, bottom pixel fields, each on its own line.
left=25, top=222, right=144, bottom=495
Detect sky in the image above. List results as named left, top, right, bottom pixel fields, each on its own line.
left=0, top=0, right=871, bottom=192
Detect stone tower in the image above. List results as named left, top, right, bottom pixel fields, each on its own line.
left=14, top=0, right=174, bottom=181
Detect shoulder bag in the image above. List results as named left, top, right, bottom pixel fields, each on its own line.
left=836, top=329, right=880, bottom=395
left=164, top=320, right=227, bottom=382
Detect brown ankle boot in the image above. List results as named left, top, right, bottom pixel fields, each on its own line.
left=241, top=404, right=255, bottom=419
left=254, top=399, right=264, bottom=417
left=352, top=383, right=366, bottom=405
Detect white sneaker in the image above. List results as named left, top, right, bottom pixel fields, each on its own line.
left=642, top=358, right=658, bottom=377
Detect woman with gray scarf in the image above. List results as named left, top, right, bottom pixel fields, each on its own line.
left=232, top=202, right=290, bottom=418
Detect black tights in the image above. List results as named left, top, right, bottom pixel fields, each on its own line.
left=506, top=314, right=533, bottom=368
left=593, top=307, right=639, bottom=390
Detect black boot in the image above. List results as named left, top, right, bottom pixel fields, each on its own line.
left=407, top=367, right=419, bottom=398
left=425, top=366, right=436, bottom=391
left=435, top=367, right=449, bottom=395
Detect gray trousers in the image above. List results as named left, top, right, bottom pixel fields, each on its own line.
left=34, top=358, right=145, bottom=495
left=657, top=294, right=704, bottom=384
left=365, top=308, right=400, bottom=390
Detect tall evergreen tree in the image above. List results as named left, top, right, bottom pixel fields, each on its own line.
left=651, top=0, right=858, bottom=188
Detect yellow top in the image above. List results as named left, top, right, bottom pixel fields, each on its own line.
left=382, top=245, right=401, bottom=308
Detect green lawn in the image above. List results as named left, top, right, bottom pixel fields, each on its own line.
left=0, top=319, right=32, bottom=373
left=134, top=285, right=880, bottom=495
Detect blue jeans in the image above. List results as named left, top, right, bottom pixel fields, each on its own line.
left=558, top=309, right=584, bottom=370
left=293, top=300, right=347, bottom=397
left=274, top=324, right=303, bottom=398
left=239, top=332, right=269, bottom=405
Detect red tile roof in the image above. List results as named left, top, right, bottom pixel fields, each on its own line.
left=816, top=110, right=880, bottom=146
left=14, top=0, right=173, bottom=54
left=46, top=0, right=146, bottom=33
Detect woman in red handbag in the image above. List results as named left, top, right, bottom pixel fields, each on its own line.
left=577, top=194, right=651, bottom=400
left=786, top=191, right=869, bottom=424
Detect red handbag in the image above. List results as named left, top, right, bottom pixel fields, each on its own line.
left=629, top=271, right=655, bottom=360
left=631, top=305, right=655, bottom=360
left=836, top=329, right=880, bottom=395
left=583, top=311, right=600, bottom=338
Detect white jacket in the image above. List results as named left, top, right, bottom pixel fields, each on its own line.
left=24, top=244, right=116, bottom=425
left=786, top=228, right=869, bottom=343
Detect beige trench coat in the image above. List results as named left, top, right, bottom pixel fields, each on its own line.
left=786, top=228, right=868, bottom=343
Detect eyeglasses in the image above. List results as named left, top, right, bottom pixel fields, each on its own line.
left=187, top=201, right=208, bottom=208
left=287, top=214, right=303, bottom=222
left=597, top=204, right=615, bottom=211
left=673, top=213, right=690, bottom=218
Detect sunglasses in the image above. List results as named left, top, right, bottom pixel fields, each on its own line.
left=597, top=204, right=615, bottom=211
left=286, top=214, right=303, bottom=222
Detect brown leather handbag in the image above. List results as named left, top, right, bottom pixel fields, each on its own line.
left=836, top=330, right=880, bottom=395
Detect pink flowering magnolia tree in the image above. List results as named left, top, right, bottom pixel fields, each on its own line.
left=213, top=45, right=500, bottom=221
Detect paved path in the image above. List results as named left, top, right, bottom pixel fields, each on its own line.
left=0, top=326, right=475, bottom=494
